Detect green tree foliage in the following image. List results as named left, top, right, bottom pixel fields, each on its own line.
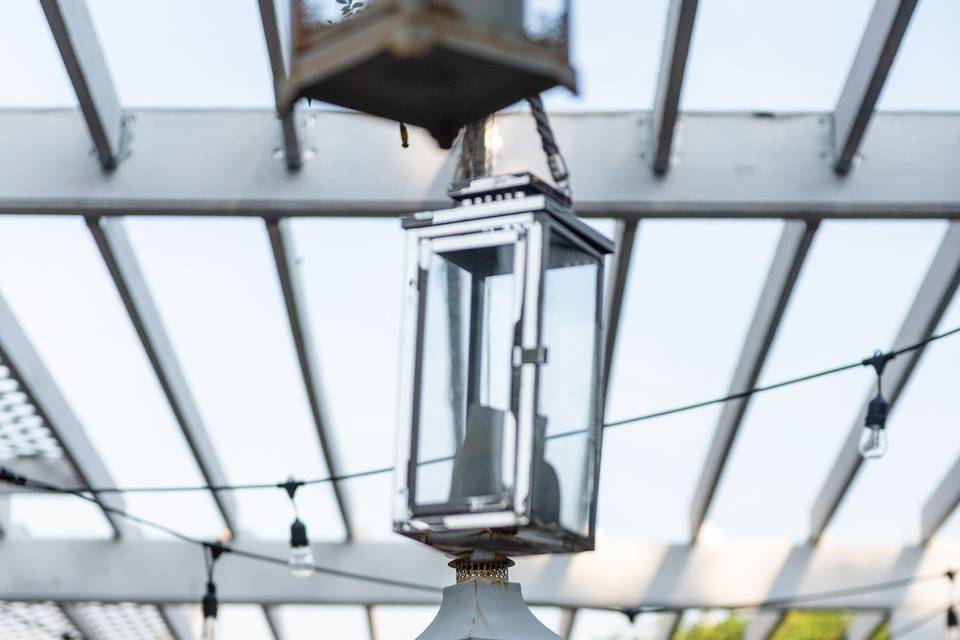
left=669, top=611, right=852, bottom=640
left=674, top=616, right=747, bottom=640
left=867, top=622, right=890, bottom=640
left=770, top=611, right=850, bottom=640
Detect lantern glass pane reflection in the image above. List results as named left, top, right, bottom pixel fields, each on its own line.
left=538, top=234, right=601, bottom=536
left=415, top=242, right=518, bottom=510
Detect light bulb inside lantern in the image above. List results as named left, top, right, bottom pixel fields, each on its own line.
left=859, top=424, right=887, bottom=459
left=289, top=519, right=315, bottom=577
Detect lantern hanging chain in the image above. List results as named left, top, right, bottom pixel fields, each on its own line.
left=2, top=324, right=959, bottom=496
left=456, top=118, right=490, bottom=182
left=526, top=94, right=571, bottom=200
left=1, top=464, right=959, bottom=617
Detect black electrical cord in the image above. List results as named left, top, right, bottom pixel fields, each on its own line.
left=889, top=605, right=950, bottom=638
left=2, top=466, right=957, bottom=613
left=3, top=470, right=441, bottom=595
left=603, top=323, right=960, bottom=430
left=9, top=323, right=955, bottom=497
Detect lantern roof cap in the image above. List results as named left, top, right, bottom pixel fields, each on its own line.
left=404, top=172, right=614, bottom=255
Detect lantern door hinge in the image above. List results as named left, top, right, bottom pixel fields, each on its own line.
left=513, top=346, right=548, bottom=366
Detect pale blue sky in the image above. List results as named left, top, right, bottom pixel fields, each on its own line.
left=1, top=1, right=959, bottom=638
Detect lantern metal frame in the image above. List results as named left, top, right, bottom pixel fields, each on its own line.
left=393, top=173, right=613, bottom=556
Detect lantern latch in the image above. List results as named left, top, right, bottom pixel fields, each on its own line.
left=513, top=346, right=548, bottom=366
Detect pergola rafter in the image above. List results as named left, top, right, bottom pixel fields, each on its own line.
left=833, top=0, right=919, bottom=174
left=39, top=0, right=126, bottom=170
left=809, top=221, right=960, bottom=544
left=267, top=219, right=355, bottom=539
left=689, top=220, right=818, bottom=542
left=650, top=0, right=699, bottom=174
left=87, top=216, right=241, bottom=536
left=257, top=0, right=304, bottom=170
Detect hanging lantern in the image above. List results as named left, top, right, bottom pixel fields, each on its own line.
left=393, top=173, right=614, bottom=556
left=282, top=0, right=576, bottom=148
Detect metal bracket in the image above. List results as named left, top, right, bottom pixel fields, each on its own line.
left=513, top=346, right=548, bottom=366
left=96, top=113, right=134, bottom=170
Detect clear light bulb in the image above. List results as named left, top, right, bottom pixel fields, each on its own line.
left=289, top=518, right=314, bottom=577
left=289, top=544, right=315, bottom=578
left=859, top=424, right=887, bottom=459
left=202, top=615, right=221, bottom=640
left=860, top=394, right=889, bottom=460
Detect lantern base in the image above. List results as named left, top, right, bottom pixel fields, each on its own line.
left=284, top=4, right=577, bottom=148
left=416, top=579, right=560, bottom=640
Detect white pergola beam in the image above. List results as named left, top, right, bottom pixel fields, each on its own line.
left=86, top=217, right=240, bottom=536
left=1, top=110, right=960, bottom=219
left=889, top=606, right=944, bottom=640
left=266, top=219, right=354, bottom=538
left=743, top=611, right=784, bottom=640
left=0, top=539, right=953, bottom=610
left=59, top=603, right=104, bottom=640
left=833, top=0, right=918, bottom=174
left=689, top=221, right=818, bottom=540
left=159, top=605, right=195, bottom=640
left=264, top=605, right=285, bottom=640
left=602, top=220, right=639, bottom=397
left=0, top=291, right=132, bottom=537
left=257, top=0, right=303, bottom=169
left=39, top=0, right=125, bottom=170
left=651, top=0, right=699, bottom=174
left=809, top=222, right=960, bottom=543
left=919, top=226, right=960, bottom=539
left=846, top=611, right=888, bottom=640
left=650, top=612, right=681, bottom=640
left=366, top=605, right=378, bottom=640
left=558, top=608, right=576, bottom=640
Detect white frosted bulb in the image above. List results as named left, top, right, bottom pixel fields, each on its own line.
left=202, top=616, right=220, bottom=640
left=859, top=424, right=887, bottom=459
left=289, top=545, right=315, bottom=578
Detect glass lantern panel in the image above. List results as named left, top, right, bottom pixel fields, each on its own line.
left=300, top=0, right=568, bottom=48
left=534, top=229, right=602, bottom=536
left=413, top=239, right=520, bottom=513
left=301, top=0, right=377, bottom=26
left=524, top=0, right=569, bottom=46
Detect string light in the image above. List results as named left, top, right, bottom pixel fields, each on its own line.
left=282, top=477, right=315, bottom=578
left=948, top=570, right=958, bottom=640
left=3, top=322, right=953, bottom=499
left=202, top=542, right=226, bottom=640
left=3, top=465, right=960, bottom=620
left=859, top=351, right=892, bottom=460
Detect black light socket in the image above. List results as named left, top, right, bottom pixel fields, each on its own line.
left=290, top=518, right=309, bottom=548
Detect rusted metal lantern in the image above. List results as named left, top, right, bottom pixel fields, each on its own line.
left=393, top=173, right=614, bottom=557
left=282, top=0, right=576, bottom=148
